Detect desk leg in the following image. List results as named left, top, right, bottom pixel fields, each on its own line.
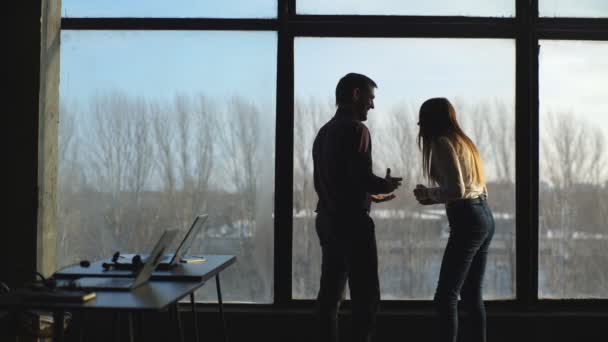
left=10, top=309, right=17, bottom=342
left=135, top=312, right=143, bottom=341
left=53, top=309, right=65, bottom=342
left=128, top=312, right=135, bottom=342
left=190, top=292, right=199, bottom=342
left=172, top=303, right=184, bottom=342
left=216, top=274, right=228, bottom=342
left=114, top=312, right=121, bottom=342
left=79, top=310, right=86, bottom=342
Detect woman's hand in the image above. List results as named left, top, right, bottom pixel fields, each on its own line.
left=413, top=184, right=428, bottom=200
left=413, top=184, right=434, bottom=205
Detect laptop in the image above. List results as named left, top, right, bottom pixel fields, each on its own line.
left=155, top=214, right=208, bottom=270
left=73, top=230, right=178, bottom=291
left=116, top=215, right=208, bottom=269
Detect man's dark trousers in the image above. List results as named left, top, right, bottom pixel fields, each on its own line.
left=315, top=211, right=379, bottom=342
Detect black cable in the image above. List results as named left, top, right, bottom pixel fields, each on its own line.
left=0, top=281, right=10, bottom=293
left=33, top=271, right=47, bottom=282
left=33, top=271, right=56, bottom=290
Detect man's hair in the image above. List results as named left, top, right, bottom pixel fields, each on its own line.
left=335, top=73, right=377, bottom=107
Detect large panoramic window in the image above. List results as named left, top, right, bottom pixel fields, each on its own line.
left=58, top=30, right=277, bottom=303
left=539, top=40, right=608, bottom=298
left=53, top=0, right=608, bottom=308
left=297, top=0, right=514, bottom=17
left=61, top=0, right=277, bottom=18
left=292, top=38, right=516, bottom=300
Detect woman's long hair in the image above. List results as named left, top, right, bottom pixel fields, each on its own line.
left=417, top=97, right=486, bottom=186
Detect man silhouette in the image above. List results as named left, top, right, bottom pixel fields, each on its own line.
left=313, top=73, right=402, bottom=342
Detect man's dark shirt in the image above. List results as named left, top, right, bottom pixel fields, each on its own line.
left=313, top=107, right=391, bottom=215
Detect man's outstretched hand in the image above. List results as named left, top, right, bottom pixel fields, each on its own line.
left=370, top=168, right=402, bottom=204
left=385, top=168, right=403, bottom=192
left=371, top=193, right=396, bottom=203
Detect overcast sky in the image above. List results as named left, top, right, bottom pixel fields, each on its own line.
left=59, top=1, right=608, bottom=133
left=61, top=0, right=608, bottom=18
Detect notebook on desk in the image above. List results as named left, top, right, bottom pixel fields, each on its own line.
left=15, top=288, right=97, bottom=302
left=73, top=229, right=178, bottom=291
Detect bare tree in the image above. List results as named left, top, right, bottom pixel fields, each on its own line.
left=374, top=101, right=446, bottom=298
left=293, top=96, right=331, bottom=214
left=58, top=102, right=79, bottom=183
left=292, top=96, right=333, bottom=298
left=151, top=99, right=179, bottom=224
left=56, top=100, right=86, bottom=265
left=540, top=111, right=608, bottom=297
left=378, top=102, right=421, bottom=199
left=541, top=111, right=599, bottom=188
left=215, top=95, right=275, bottom=299
left=189, top=95, right=216, bottom=218
left=486, top=100, right=516, bottom=183
left=86, top=91, right=155, bottom=254
left=171, top=94, right=217, bottom=227
left=453, top=98, right=492, bottom=161
left=217, top=96, right=262, bottom=233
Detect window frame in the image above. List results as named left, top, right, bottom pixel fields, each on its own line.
left=58, top=0, right=608, bottom=311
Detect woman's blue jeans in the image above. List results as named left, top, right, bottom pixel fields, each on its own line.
left=434, top=196, right=495, bottom=342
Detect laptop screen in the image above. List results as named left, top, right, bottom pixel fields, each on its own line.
left=169, top=214, right=208, bottom=264
left=132, top=229, right=178, bottom=288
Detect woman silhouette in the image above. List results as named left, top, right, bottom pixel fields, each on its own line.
left=413, top=97, right=495, bottom=342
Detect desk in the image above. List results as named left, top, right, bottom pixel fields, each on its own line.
left=54, top=255, right=236, bottom=282
left=2, top=255, right=236, bottom=342
left=0, top=280, right=201, bottom=342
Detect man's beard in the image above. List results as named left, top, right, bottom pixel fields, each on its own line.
left=355, top=102, right=368, bottom=121
left=358, top=107, right=369, bottom=121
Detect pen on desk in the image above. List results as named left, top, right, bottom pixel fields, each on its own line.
left=180, top=256, right=207, bottom=264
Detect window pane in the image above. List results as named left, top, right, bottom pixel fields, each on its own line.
left=62, top=0, right=276, bottom=18
left=58, top=31, right=277, bottom=303
left=540, top=1, right=608, bottom=17
left=293, top=38, right=515, bottom=300
left=539, top=41, right=608, bottom=298
left=297, top=0, right=514, bottom=17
